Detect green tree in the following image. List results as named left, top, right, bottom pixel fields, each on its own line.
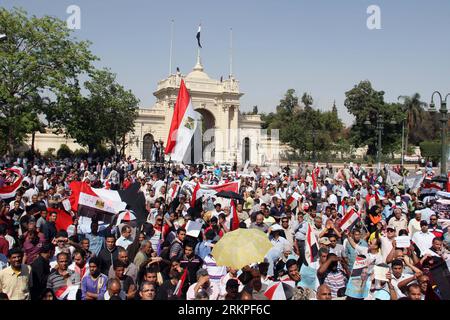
left=57, top=144, right=73, bottom=159
left=0, top=8, right=97, bottom=155
left=52, top=68, right=139, bottom=155
left=344, top=80, right=401, bottom=157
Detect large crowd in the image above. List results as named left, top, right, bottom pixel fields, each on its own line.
left=0, top=155, right=449, bottom=300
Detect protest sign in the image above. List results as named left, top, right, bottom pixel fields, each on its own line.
left=395, top=236, right=411, bottom=248
left=298, top=264, right=318, bottom=290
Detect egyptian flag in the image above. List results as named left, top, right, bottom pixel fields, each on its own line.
left=286, top=192, right=301, bottom=207
left=174, top=268, right=188, bottom=297
left=69, top=181, right=146, bottom=225
left=196, top=24, right=202, bottom=48
left=339, top=206, right=360, bottom=232
left=196, top=181, right=240, bottom=198
left=190, top=182, right=200, bottom=207
left=305, top=223, right=319, bottom=264
left=312, top=167, right=320, bottom=190
left=230, top=200, right=240, bottom=231
left=170, top=183, right=180, bottom=200
left=0, top=168, right=24, bottom=200
left=164, top=79, right=201, bottom=162
left=47, top=207, right=73, bottom=232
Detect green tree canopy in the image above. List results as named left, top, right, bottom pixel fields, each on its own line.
left=0, top=7, right=97, bottom=155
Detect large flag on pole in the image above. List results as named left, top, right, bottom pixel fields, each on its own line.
left=165, top=79, right=201, bottom=162
left=196, top=24, right=202, bottom=48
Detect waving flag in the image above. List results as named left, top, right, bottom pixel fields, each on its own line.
left=196, top=24, right=202, bottom=48
left=230, top=200, right=240, bottom=231
left=0, top=168, right=24, bottom=200
left=339, top=206, right=360, bottom=232
left=165, top=79, right=201, bottom=162
left=196, top=181, right=240, bottom=198
left=286, top=191, right=301, bottom=207
left=190, top=182, right=200, bottom=207
left=47, top=207, right=73, bottom=232
left=174, top=268, right=188, bottom=297
left=312, top=167, right=320, bottom=191
left=305, top=224, right=319, bottom=264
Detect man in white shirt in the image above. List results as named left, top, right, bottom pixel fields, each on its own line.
left=186, top=268, right=220, bottom=300
left=116, top=225, right=133, bottom=250
left=411, top=221, right=435, bottom=257
left=390, top=259, right=419, bottom=298
left=408, top=211, right=422, bottom=236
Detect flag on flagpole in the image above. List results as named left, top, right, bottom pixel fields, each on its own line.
left=305, top=224, right=319, bottom=264
left=312, top=167, right=320, bottom=191
left=339, top=207, right=360, bottom=232
left=164, top=79, right=201, bottom=162
left=196, top=24, right=202, bottom=48
left=174, top=268, right=188, bottom=297
left=286, top=191, right=301, bottom=206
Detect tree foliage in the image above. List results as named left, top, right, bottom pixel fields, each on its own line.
left=0, top=7, right=96, bottom=155
left=263, top=89, right=344, bottom=158
left=51, top=68, right=139, bottom=154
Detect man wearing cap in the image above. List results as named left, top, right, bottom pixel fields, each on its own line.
left=186, top=268, right=220, bottom=300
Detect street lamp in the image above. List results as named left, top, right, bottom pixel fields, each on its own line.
left=365, top=113, right=396, bottom=172
left=429, top=91, right=449, bottom=177
left=397, top=97, right=408, bottom=167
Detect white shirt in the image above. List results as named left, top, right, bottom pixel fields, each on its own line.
left=186, top=281, right=220, bottom=300
left=116, top=236, right=133, bottom=250
left=412, top=231, right=435, bottom=256
left=328, top=194, right=338, bottom=206
left=218, top=273, right=244, bottom=299
left=391, top=272, right=411, bottom=298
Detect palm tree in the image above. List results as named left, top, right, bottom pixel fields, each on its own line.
left=398, top=93, right=426, bottom=154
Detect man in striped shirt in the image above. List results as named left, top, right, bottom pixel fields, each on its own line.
left=46, top=252, right=77, bottom=295
left=202, top=253, right=227, bottom=284
left=323, top=253, right=348, bottom=298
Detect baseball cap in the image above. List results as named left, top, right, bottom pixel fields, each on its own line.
left=319, top=237, right=331, bottom=245
left=386, top=227, right=396, bottom=232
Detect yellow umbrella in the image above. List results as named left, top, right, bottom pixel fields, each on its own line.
left=211, top=228, right=273, bottom=269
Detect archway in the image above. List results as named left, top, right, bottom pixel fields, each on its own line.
left=142, top=134, right=154, bottom=161
left=189, top=108, right=216, bottom=164
left=243, top=137, right=250, bottom=164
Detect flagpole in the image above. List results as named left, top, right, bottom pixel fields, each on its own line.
left=169, top=19, right=174, bottom=76
left=164, top=156, right=171, bottom=205
left=229, top=27, right=233, bottom=78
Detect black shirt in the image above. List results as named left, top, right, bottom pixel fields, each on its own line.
left=155, top=280, right=178, bottom=300
left=30, top=255, right=50, bottom=300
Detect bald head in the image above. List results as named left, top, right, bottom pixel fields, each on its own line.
left=316, top=284, right=332, bottom=300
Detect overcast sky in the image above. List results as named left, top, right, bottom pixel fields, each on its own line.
left=3, top=0, right=450, bottom=125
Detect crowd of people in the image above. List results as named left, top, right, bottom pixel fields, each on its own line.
left=0, top=155, right=449, bottom=300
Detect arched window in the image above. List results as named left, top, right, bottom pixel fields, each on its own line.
left=142, top=134, right=154, bottom=161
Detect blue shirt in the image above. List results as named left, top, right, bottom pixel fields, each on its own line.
left=84, top=234, right=105, bottom=257
left=81, top=273, right=108, bottom=300
left=195, top=240, right=212, bottom=260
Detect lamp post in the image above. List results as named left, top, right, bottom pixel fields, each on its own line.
left=365, top=113, right=396, bottom=172
left=396, top=97, right=408, bottom=168
left=429, top=91, right=449, bottom=177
